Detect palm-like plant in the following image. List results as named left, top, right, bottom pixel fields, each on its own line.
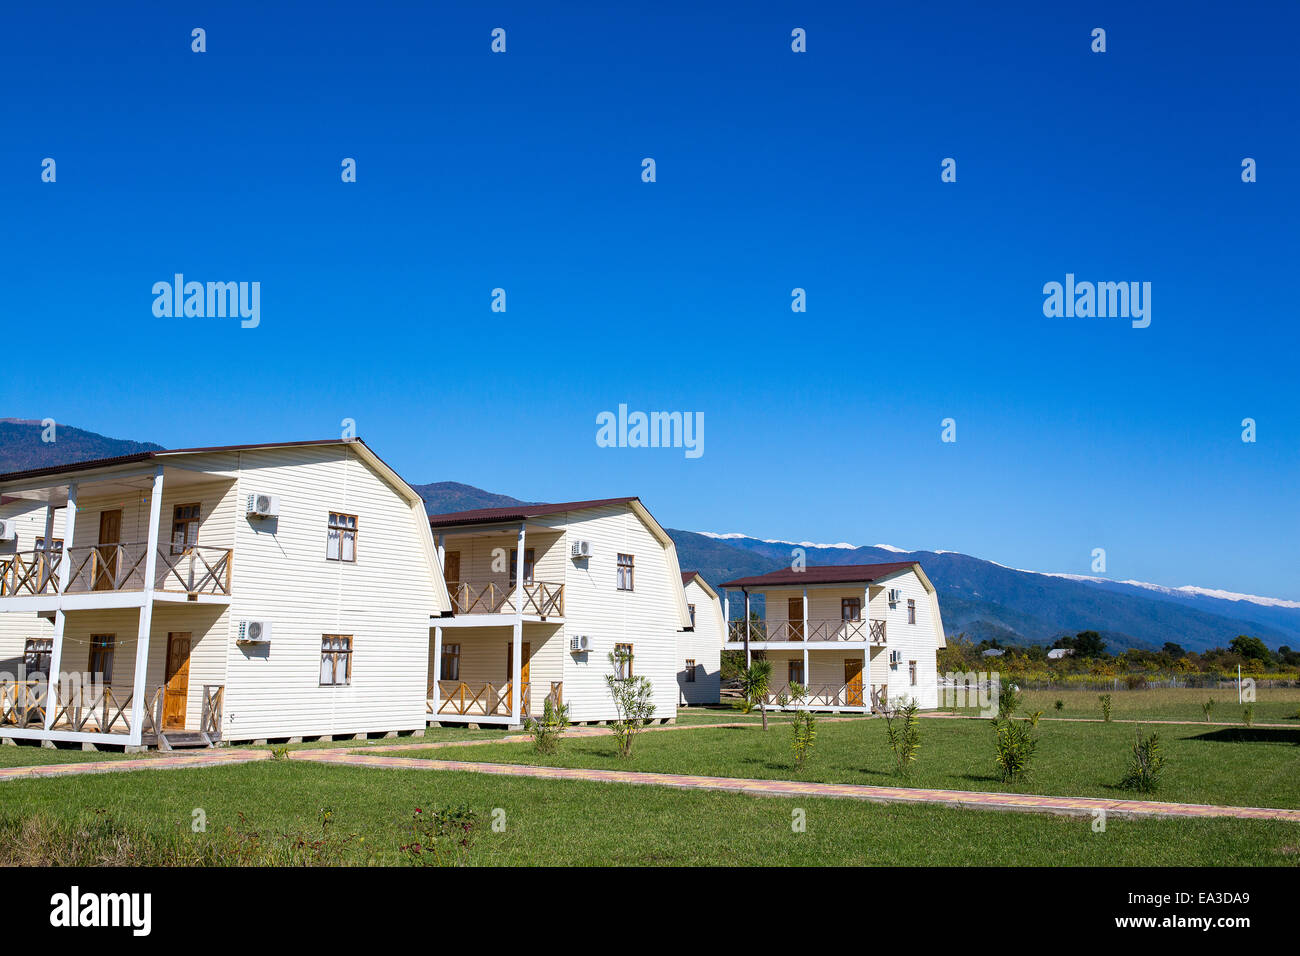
left=737, top=659, right=774, bottom=730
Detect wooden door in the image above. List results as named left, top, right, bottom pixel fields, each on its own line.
left=94, top=510, right=122, bottom=591
left=844, top=658, right=864, bottom=707
left=788, top=597, right=804, bottom=641
left=443, top=551, right=461, bottom=608
left=505, top=641, right=531, bottom=711
left=163, top=633, right=191, bottom=730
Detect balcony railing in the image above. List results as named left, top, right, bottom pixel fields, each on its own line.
left=429, top=680, right=563, bottom=718
left=0, top=679, right=224, bottom=739
left=446, top=580, right=564, bottom=618
left=0, top=544, right=232, bottom=598
left=727, top=618, right=887, bottom=643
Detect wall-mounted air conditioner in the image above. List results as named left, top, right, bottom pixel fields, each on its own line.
left=888, top=588, right=902, bottom=606
left=236, top=620, right=272, bottom=644
left=569, top=634, right=592, bottom=652
left=889, top=649, right=902, bottom=665
left=246, top=493, right=280, bottom=518
left=0, top=519, right=16, bottom=541
left=570, top=540, right=592, bottom=559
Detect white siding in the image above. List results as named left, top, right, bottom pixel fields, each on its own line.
left=678, top=578, right=722, bottom=705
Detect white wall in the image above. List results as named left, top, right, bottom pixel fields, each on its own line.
left=678, top=578, right=722, bottom=705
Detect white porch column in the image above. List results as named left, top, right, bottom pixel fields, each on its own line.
left=431, top=624, right=443, bottom=714
left=511, top=522, right=525, bottom=726
left=128, top=467, right=165, bottom=744
left=43, top=482, right=77, bottom=730
left=436, top=533, right=445, bottom=568
left=40, top=505, right=55, bottom=591
left=801, top=586, right=810, bottom=689
left=743, top=589, right=751, bottom=666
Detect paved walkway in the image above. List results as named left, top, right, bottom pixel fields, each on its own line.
left=292, top=749, right=1300, bottom=822
left=0, top=748, right=268, bottom=781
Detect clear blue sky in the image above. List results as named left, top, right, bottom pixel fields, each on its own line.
left=1, top=2, right=1296, bottom=598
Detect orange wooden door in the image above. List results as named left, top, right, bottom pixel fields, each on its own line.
left=844, top=659, right=864, bottom=706
left=163, top=633, right=191, bottom=730
left=788, top=597, right=804, bottom=640
left=505, top=641, right=530, bottom=710
left=443, top=551, right=460, bottom=596
left=94, top=510, right=122, bottom=590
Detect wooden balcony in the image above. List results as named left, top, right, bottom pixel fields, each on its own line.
left=0, top=679, right=224, bottom=744
left=0, top=544, right=232, bottom=598
left=446, top=580, right=563, bottom=618
left=428, top=680, right=563, bottom=718
left=726, top=618, right=887, bottom=644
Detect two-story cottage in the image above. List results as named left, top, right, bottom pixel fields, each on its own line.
left=678, top=571, right=722, bottom=706
left=719, top=562, right=945, bottom=712
left=0, top=439, right=450, bottom=749
left=426, top=497, right=694, bottom=726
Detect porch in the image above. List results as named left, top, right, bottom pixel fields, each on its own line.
left=725, top=618, right=886, bottom=646
left=760, top=681, right=889, bottom=714
left=0, top=678, right=225, bottom=749
left=428, top=680, right=563, bottom=722
left=447, top=580, right=563, bottom=619
left=1, top=544, right=232, bottom=599
left=427, top=622, right=565, bottom=725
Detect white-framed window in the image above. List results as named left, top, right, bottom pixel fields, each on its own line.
left=171, top=503, right=201, bottom=555
left=688, top=603, right=696, bottom=626
left=327, top=512, right=358, bottom=562
left=89, top=635, right=115, bottom=686
left=321, top=635, right=353, bottom=685
left=788, top=660, right=804, bottom=685
left=909, top=661, right=918, bottom=686
left=685, top=659, right=696, bottom=682
left=907, top=598, right=916, bottom=624
left=442, top=643, right=461, bottom=681
left=613, top=642, right=634, bottom=679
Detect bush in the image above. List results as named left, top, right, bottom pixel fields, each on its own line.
left=1098, top=694, right=1113, bottom=722
left=882, top=697, right=921, bottom=777
left=991, top=716, right=1038, bottom=783
left=1054, top=699, right=1064, bottom=712
left=525, top=696, right=569, bottom=755
left=996, top=681, right=1021, bottom=719
left=1202, top=698, right=1216, bottom=721
left=1242, top=705, right=1254, bottom=728
left=790, top=709, right=816, bottom=770
left=605, top=649, right=656, bottom=758
left=1119, top=730, right=1165, bottom=793
left=1023, top=709, right=1043, bottom=727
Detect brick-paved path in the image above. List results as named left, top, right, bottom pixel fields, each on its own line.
left=294, top=749, right=1300, bottom=822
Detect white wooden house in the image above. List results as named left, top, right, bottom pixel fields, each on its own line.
left=678, top=572, right=722, bottom=706
left=0, top=439, right=450, bottom=749
left=427, top=497, right=694, bottom=726
left=720, top=562, right=946, bottom=712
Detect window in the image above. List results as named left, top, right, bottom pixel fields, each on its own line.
left=326, top=513, right=358, bottom=562
left=907, top=598, right=916, bottom=625
left=909, top=661, right=918, bottom=686
left=508, top=548, right=535, bottom=585
left=613, top=642, right=634, bottom=679
left=35, top=537, right=63, bottom=553
left=788, top=660, right=805, bottom=685
left=320, top=635, right=353, bottom=685
left=616, top=553, right=634, bottom=591
left=841, top=597, right=861, bottom=621
left=688, top=603, right=696, bottom=626
left=441, top=643, right=461, bottom=681
left=171, top=503, right=201, bottom=555
left=685, top=659, right=696, bottom=682
left=24, top=638, right=52, bottom=677
left=88, top=635, right=115, bottom=686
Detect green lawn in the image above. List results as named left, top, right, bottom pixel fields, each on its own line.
left=398, top=716, right=1300, bottom=810
left=950, top=687, right=1300, bottom=723
left=1, top=761, right=1295, bottom=866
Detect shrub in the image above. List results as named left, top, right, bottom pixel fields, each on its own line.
left=1242, top=705, right=1254, bottom=728
left=882, top=697, right=921, bottom=777
left=991, top=716, right=1038, bottom=783
left=1023, top=709, right=1043, bottom=727
left=1119, top=730, right=1165, bottom=793
left=1202, top=698, right=1216, bottom=721
left=400, top=805, right=478, bottom=866
left=790, top=704, right=816, bottom=770
left=1054, top=699, right=1064, bottom=712
left=996, top=681, right=1021, bottom=719
left=605, top=649, right=656, bottom=758
left=525, top=696, right=569, bottom=755
left=737, top=659, right=774, bottom=729
left=1098, top=694, right=1113, bottom=722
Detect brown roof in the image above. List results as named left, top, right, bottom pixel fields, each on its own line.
left=0, top=439, right=361, bottom=484
left=428, top=497, right=640, bottom=529
left=681, top=571, right=699, bottom=585
left=719, top=562, right=919, bottom=589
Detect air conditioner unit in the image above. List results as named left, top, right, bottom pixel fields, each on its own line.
left=236, top=620, right=272, bottom=644
left=888, top=588, right=902, bottom=605
left=569, top=634, right=592, bottom=652
left=570, top=539, right=592, bottom=559
left=889, top=649, right=902, bottom=665
left=0, top=519, right=16, bottom=541
left=246, top=493, right=280, bottom=518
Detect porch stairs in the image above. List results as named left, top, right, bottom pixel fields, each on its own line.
left=142, top=730, right=219, bottom=751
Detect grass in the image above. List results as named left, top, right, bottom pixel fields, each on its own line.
left=400, top=716, right=1300, bottom=810
left=1, top=760, right=1296, bottom=865
left=947, top=687, right=1300, bottom=723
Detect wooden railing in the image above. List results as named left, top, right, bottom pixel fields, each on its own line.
left=447, top=580, right=564, bottom=618
left=761, top=681, right=888, bottom=710
left=0, top=544, right=233, bottom=597
left=0, top=679, right=47, bottom=727
left=429, top=681, right=562, bottom=718
left=200, top=685, right=225, bottom=736
left=727, top=618, right=886, bottom=643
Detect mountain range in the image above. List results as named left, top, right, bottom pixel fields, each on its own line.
left=2, top=421, right=1295, bottom=653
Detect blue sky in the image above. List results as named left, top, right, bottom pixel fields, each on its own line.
left=1, top=2, right=1296, bottom=598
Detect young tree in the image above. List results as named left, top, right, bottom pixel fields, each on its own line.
left=737, top=658, right=774, bottom=730
left=605, top=648, right=655, bottom=758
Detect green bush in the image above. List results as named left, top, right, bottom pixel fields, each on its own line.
left=883, top=698, right=921, bottom=777
left=1119, top=730, right=1166, bottom=793
left=790, top=709, right=817, bottom=770
left=1242, top=705, right=1254, bottom=728
left=1202, top=698, right=1216, bottom=721
left=996, top=682, right=1021, bottom=719
left=525, top=696, right=569, bottom=755
left=991, top=716, right=1038, bottom=783
left=1053, top=699, right=1064, bottom=712
left=1098, top=694, right=1113, bottom=722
